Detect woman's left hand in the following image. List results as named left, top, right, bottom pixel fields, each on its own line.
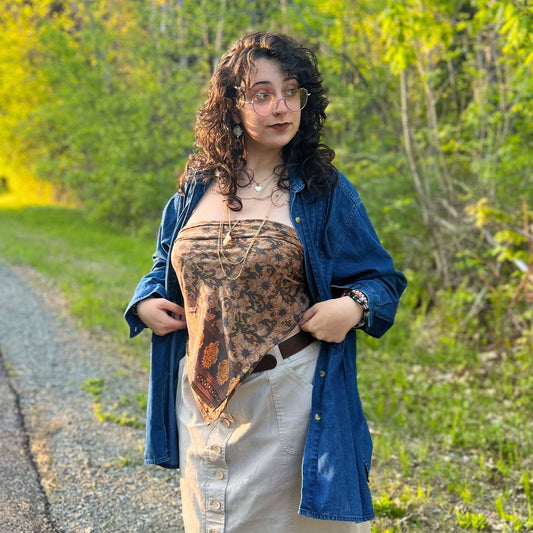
left=299, top=297, right=363, bottom=343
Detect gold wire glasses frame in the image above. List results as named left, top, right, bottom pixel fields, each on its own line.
left=239, top=87, right=310, bottom=117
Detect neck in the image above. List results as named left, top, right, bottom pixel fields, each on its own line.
left=243, top=148, right=283, bottom=178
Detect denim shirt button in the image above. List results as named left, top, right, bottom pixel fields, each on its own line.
left=295, top=216, right=301, bottom=223
left=314, top=413, right=322, bottom=421
left=319, top=371, right=326, bottom=378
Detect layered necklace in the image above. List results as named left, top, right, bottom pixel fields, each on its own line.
left=238, top=171, right=285, bottom=202
left=217, top=196, right=275, bottom=281
left=251, top=172, right=276, bottom=193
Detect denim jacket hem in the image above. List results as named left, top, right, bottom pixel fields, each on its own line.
left=298, top=509, right=375, bottom=523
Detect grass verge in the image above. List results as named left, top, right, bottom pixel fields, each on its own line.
left=358, top=311, right=533, bottom=531
left=0, top=205, right=152, bottom=360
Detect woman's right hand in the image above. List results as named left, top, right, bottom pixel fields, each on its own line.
left=136, top=297, right=187, bottom=336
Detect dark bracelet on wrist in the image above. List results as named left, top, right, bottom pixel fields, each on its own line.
left=342, top=289, right=369, bottom=329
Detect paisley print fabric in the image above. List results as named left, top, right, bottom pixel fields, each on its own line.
left=172, top=219, right=310, bottom=424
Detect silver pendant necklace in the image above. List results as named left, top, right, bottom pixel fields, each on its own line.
left=252, top=172, right=276, bottom=193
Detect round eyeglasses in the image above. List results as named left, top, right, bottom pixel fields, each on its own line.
left=242, top=88, right=310, bottom=117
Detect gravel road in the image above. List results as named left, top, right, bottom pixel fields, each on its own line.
left=0, top=264, right=184, bottom=532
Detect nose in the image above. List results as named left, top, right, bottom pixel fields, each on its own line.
left=272, top=96, right=289, bottom=114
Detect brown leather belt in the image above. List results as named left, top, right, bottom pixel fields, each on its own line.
left=252, top=330, right=315, bottom=373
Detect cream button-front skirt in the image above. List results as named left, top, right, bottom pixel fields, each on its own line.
left=176, top=340, right=371, bottom=533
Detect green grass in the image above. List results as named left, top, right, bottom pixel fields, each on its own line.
left=1, top=205, right=532, bottom=532
left=0, top=205, right=153, bottom=359
left=81, top=377, right=145, bottom=428
left=359, top=319, right=533, bottom=530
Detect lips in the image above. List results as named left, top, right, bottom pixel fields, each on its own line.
left=269, top=122, right=291, bottom=132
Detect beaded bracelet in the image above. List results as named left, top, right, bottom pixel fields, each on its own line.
left=342, top=289, right=369, bottom=329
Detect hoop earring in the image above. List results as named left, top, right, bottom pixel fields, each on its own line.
left=233, top=124, right=243, bottom=138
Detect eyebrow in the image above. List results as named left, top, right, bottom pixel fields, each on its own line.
left=250, top=77, right=297, bottom=89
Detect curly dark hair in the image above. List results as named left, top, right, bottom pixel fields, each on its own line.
left=181, top=31, right=337, bottom=207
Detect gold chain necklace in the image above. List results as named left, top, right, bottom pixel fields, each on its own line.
left=238, top=188, right=286, bottom=203
left=222, top=207, right=241, bottom=247
left=217, top=202, right=274, bottom=280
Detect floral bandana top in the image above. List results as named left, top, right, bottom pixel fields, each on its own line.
left=172, top=219, right=310, bottom=424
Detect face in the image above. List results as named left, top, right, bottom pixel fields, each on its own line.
left=235, top=57, right=302, bottom=157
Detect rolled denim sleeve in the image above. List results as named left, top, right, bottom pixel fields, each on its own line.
left=329, top=176, right=407, bottom=338
left=124, top=194, right=180, bottom=338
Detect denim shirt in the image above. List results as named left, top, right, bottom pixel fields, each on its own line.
left=125, top=169, right=407, bottom=523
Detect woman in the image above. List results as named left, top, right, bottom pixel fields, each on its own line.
left=125, top=31, right=407, bottom=533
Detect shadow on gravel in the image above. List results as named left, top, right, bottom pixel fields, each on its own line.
left=0, top=347, right=58, bottom=532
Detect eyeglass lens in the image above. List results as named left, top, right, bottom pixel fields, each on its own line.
left=252, top=88, right=308, bottom=116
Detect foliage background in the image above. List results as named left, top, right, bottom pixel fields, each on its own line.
left=1, top=0, right=532, bottom=531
